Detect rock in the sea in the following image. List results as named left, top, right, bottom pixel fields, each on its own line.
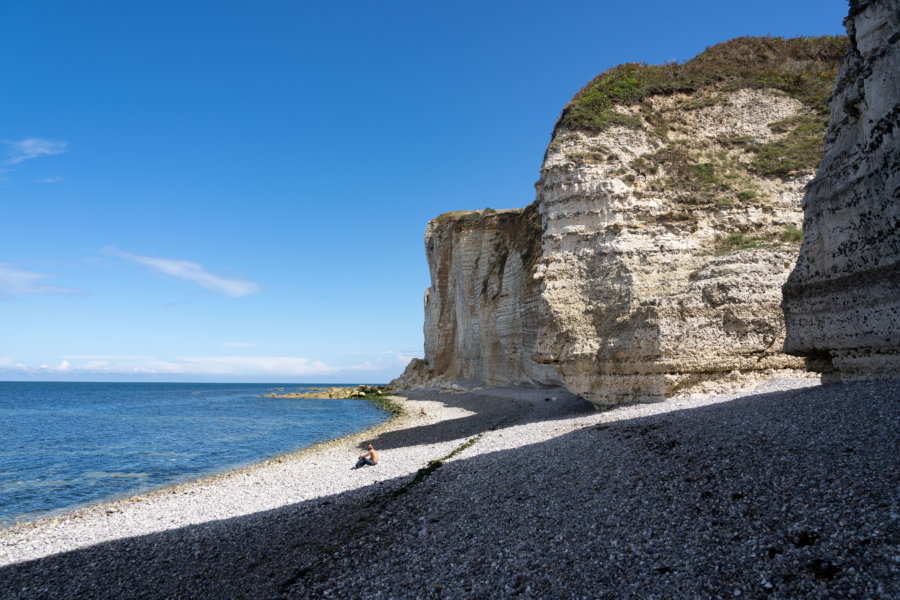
left=405, top=36, right=847, bottom=407
left=783, top=0, right=900, bottom=381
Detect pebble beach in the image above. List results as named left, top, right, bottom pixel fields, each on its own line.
left=1, top=378, right=898, bottom=599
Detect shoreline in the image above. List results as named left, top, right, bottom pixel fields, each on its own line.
left=0, top=388, right=400, bottom=533
left=2, top=378, right=898, bottom=599
left=0, top=380, right=798, bottom=564
left=1, top=390, right=483, bottom=566
left=0, top=393, right=412, bottom=540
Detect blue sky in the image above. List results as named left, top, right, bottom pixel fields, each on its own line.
left=1, top=0, right=848, bottom=382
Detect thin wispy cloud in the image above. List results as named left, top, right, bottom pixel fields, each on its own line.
left=36, top=175, right=63, bottom=183
left=64, top=354, right=155, bottom=361
left=382, top=350, right=423, bottom=365
left=5, top=137, right=68, bottom=165
left=106, top=248, right=260, bottom=298
left=220, top=341, right=255, bottom=348
left=348, top=361, right=380, bottom=371
left=0, top=263, right=81, bottom=296
left=178, top=356, right=334, bottom=376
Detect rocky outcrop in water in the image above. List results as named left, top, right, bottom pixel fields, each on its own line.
left=782, top=0, right=900, bottom=380
left=396, top=37, right=848, bottom=406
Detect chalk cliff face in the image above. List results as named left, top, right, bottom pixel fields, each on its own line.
left=783, top=0, right=900, bottom=380
left=419, top=206, right=561, bottom=387
left=533, top=89, right=813, bottom=404
left=398, top=36, right=847, bottom=406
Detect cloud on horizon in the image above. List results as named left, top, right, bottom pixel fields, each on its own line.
left=5, top=137, right=68, bottom=165
left=106, top=248, right=260, bottom=298
left=2, top=359, right=71, bottom=374
left=0, top=263, right=82, bottom=296
left=3, top=355, right=382, bottom=378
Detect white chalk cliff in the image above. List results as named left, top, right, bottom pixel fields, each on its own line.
left=533, top=91, right=812, bottom=405
left=782, top=0, right=900, bottom=380
left=418, top=206, right=561, bottom=388
left=395, top=36, right=850, bottom=406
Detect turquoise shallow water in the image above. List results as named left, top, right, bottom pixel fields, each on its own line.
left=0, top=382, right=389, bottom=527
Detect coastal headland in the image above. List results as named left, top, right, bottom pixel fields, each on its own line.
left=3, top=1, right=897, bottom=597
left=1, top=380, right=898, bottom=598
left=399, top=0, right=899, bottom=404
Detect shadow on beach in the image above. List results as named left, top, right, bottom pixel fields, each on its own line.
left=361, top=386, right=595, bottom=451
left=2, top=381, right=898, bottom=599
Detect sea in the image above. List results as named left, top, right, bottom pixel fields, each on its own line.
left=0, top=382, right=390, bottom=527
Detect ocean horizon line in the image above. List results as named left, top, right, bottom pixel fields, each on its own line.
left=0, top=380, right=389, bottom=386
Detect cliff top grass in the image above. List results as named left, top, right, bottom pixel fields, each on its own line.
left=429, top=204, right=543, bottom=283
left=433, top=207, right=523, bottom=223
left=555, top=35, right=847, bottom=135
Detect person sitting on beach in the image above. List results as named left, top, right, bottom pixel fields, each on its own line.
left=419, top=407, right=427, bottom=416
left=353, top=444, right=378, bottom=469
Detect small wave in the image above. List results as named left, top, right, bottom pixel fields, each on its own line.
left=0, top=479, right=69, bottom=492
left=144, top=451, right=195, bottom=457
left=82, top=472, right=150, bottom=480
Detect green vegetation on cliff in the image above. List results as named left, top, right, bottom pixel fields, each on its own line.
left=551, top=35, right=846, bottom=219
left=431, top=203, right=543, bottom=299
left=556, top=36, right=846, bottom=134
left=713, top=224, right=804, bottom=255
